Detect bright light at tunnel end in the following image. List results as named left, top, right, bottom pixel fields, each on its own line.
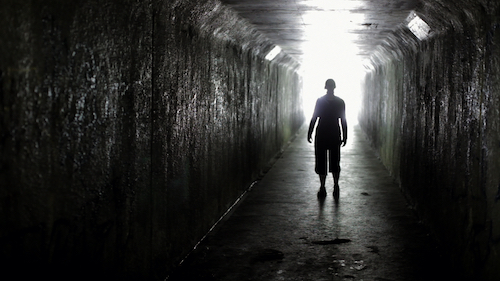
left=296, top=2, right=369, bottom=127
left=300, top=65, right=365, bottom=127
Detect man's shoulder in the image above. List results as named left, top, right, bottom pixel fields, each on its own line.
left=333, top=96, right=345, bottom=103
left=318, top=95, right=345, bottom=105
left=329, top=96, right=345, bottom=107
left=317, top=95, right=329, bottom=103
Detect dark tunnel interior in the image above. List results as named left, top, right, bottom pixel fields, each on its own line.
left=1, top=0, right=500, bottom=280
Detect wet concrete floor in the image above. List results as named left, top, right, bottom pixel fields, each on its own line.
left=167, top=125, right=462, bottom=281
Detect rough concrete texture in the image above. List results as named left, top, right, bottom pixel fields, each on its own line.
left=0, top=0, right=302, bottom=279
left=168, top=125, right=463, bottom=281
left=359, top=0, right=500, bottom=279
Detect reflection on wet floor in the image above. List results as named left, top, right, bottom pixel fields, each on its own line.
left=167, top=125, right=460, bottom=281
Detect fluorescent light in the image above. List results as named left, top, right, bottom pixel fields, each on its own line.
left=265, top=46, right=282, bottom=61
left=407, top=11, right=431, bottom=41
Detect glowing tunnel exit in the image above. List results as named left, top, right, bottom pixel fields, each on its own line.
left=298, top=0, right=368, bottom=126
left=300, top=62, right=365, bottom=127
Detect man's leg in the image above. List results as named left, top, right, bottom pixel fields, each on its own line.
left=329, top=145, right=341, bottom=198
left=333, top=172, right=340, bottom=198
left=320, top=174, right=327, bottom=188
left=318, top=174, right=327, bottom=197
left=315, top=145, right=328, bottom=197
left=333, top=172, right=339, bottom=186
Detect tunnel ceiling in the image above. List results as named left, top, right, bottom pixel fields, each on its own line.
left=220, top=0, right=420, bottom=65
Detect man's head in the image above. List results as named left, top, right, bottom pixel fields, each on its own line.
left=325, top=79, right=336, bottom=90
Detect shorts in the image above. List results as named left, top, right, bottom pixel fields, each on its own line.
left=314, top=143, right=341, bottom=175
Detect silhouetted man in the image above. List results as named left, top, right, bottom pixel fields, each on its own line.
left=307, top=79, right=347, bottom=198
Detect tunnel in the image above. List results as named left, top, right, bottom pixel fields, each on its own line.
left=1, top=0, right=499, bottom=280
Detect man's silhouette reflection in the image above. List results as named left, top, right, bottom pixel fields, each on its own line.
left=308, top=79, right=347, bottom=198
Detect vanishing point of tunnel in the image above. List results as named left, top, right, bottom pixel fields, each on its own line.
left=1, top=0, right=500, bottom=280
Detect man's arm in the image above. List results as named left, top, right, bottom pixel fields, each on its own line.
left=308, top=117, right=317, bottom=143
left=340, top=100, right=347, bottom=146
left=341, top=117, right=347, bottom=147
left=308, top=99, right=319, bottom=143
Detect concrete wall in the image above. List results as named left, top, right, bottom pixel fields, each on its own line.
left=0, top=0, right=303, bottom=279
left=359, top=0, right=500, bottom=279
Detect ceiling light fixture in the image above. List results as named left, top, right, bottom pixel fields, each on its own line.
left=407, top=11, right=431, bottom=41
left=265, top=45, right=282, bottom=61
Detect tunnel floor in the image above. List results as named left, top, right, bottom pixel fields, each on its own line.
left=167, top=125, right=460, bottom=281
